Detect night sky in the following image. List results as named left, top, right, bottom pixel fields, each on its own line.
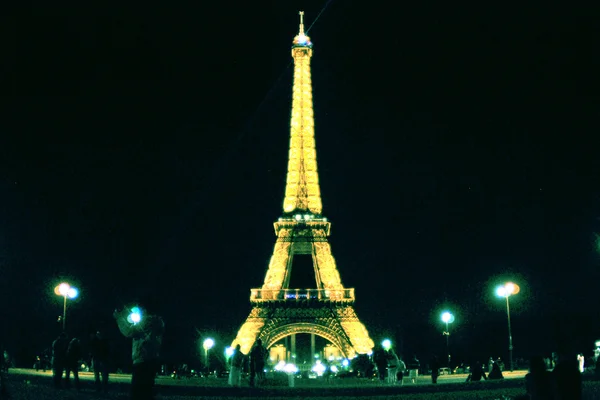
left=1, top=2, right=598, bottom=370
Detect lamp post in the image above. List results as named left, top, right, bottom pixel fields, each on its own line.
left=54, top=282, right=79, bottom=331
left=441, top=311, right=454, bottom=368
left=203, top=338, right=214, bottom=375
left=496, top=282, right=520, bottom=372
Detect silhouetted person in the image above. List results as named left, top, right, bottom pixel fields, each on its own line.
left=552, top=351, right=582, bottom=400
left=396, top=355, right=407, bottom=385
left=466, top=361, right=487, bottom=382
left=488, top=361, right=504, bottom=380
left=65, top=338, right=82, bottom=389
left=386, top=349, right=399, bottom=384
left=90, top=330, right=110, bottom=393
left=322, top=359, right=332, bottom=383
left=523, top=355, right=554, bottom=400
left=1, top=351, right=9, bottom=373
left=114, top=301, right=165, bottom=400
left=249, top=338, right=266, bottom=387
left=430, top=355, right=440, bottom=383
left=0, top=343, right=9, bottom=399
left=52, top=332, right=69, bottom=389
left=228, top=344, right=244, bottom=387
left=373, top=345, right=388, bottom=381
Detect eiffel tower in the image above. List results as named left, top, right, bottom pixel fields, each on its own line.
left=231, top=12, right=374, bottom=359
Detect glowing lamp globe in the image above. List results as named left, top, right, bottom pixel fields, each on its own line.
left=203, top=338, right=214, bottom=351
left=67, top=287, right=78, bottom=299
left=225, top=347, right=234, bottom=357
left=382, top=339, right=391, bottom=350
left=56, top=283, right=70, bottom=296
left=127, top=306, right=142, bottom=324
left=497, top=282, right=520, bottom=297
left=441, top=312, right=455, bottom=324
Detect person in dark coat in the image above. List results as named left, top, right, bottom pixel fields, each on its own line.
left=552, top=351, right=582, bottom=400
left=373, top=345, right=388, bottom=382
left=90, top=330, right=110, bottom=393
left=488, top=361, right=504, bottom=380
left=65, top=338, right=82, bottom=389
left=52, top=332, right=69, bottom=389
left=430, top=355, right=440, bottom=383
left=524, top=355, right=554, bottom=400
left=249, top=338, right=266, bottom=387
left=466, top=361, right=487, bottom=382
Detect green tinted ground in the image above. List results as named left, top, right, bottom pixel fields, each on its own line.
left=4, top=372, right=600, bottom=400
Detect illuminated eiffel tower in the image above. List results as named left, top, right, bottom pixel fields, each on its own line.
left=231, top=12, right=374, bottom=359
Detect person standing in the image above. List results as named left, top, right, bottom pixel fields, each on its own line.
left=387, top=349, right=400, bottom=384
left=228, top=344, right=244, bottom=387
left=65, top=338, right=82, bottom=390
left=249, top=338, right=266, bottom=387
left=114, top=301, right=165, bottom=400
left=373, top=345, right=388, bottom=382
left=397, top=355, right=407, bottom=385
left=51, top=332, right=69, bottom=389
left=90, top=330, right=110, bottom=393
left=430, top=355, right=440, bottom=384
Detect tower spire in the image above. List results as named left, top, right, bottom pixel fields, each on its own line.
left=299, top=11, right=305, bottom=36
left=285, top=11, right=319, bottom=214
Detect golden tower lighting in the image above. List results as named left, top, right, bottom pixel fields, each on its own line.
left=231, top=12, right=374, bottom=358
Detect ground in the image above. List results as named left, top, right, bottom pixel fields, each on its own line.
left=3, top=368, right=600, bottom=399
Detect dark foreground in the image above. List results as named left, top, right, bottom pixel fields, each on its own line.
left=3, top=369, right=600, bottom=400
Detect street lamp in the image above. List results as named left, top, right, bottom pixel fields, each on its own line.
left=54, top=282, right=78, bottom=331
left=496, top=282, right=520, bottom=372
left=203, top=338, right=214, bottom=375
left=381, top=339, right=392, bottom=351
left=441, top=311, right=454, bottom=368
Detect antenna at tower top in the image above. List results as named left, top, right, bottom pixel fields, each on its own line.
left=299, top=11, right=305, bottom=35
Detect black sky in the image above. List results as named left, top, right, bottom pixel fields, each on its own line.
left=0, top=2, right=598, bottom=368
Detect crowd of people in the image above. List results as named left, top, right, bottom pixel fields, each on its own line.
left=50, top=330, right=110, bottom=392
left=0, top=316, right=593, bottom=400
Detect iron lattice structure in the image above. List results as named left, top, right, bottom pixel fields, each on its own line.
left=231, top=12, right=374, bottom=358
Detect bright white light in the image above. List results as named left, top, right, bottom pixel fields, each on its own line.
left=58, top=283, right=70, bottom=296
left=505, top=282, right=515, bottom=295
left=441, top=311, right=454, bottom=324
left=298, top=34, right=307, bottom=44
left=312, top=361, right=325, bottom=375
left=274, top=360, right=286, bottom=371
left=496, top=286, right=507, bottom=297
left=295, top=215, right=302, bottom=221
left=67, top=287, right=78, bottom=299
left=225, top=347, right=234, bottom=357
left=128, top=307, right=141, bottom=324
left=203, top=338, right=215, bottom=350
left=595, top=340, right=600, bottom=348
left=283, top=363, right=298, bottom=373
left=331, top=365, right=338, bottom=373
left=342, top=359, right=349, bottom=367
left=382, top=339, right=391, bottom=350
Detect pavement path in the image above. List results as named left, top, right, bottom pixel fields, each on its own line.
left=7, top=367, right=527, bottom=387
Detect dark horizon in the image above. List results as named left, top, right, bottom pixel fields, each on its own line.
left=1, top=2, right=598, bottom=371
